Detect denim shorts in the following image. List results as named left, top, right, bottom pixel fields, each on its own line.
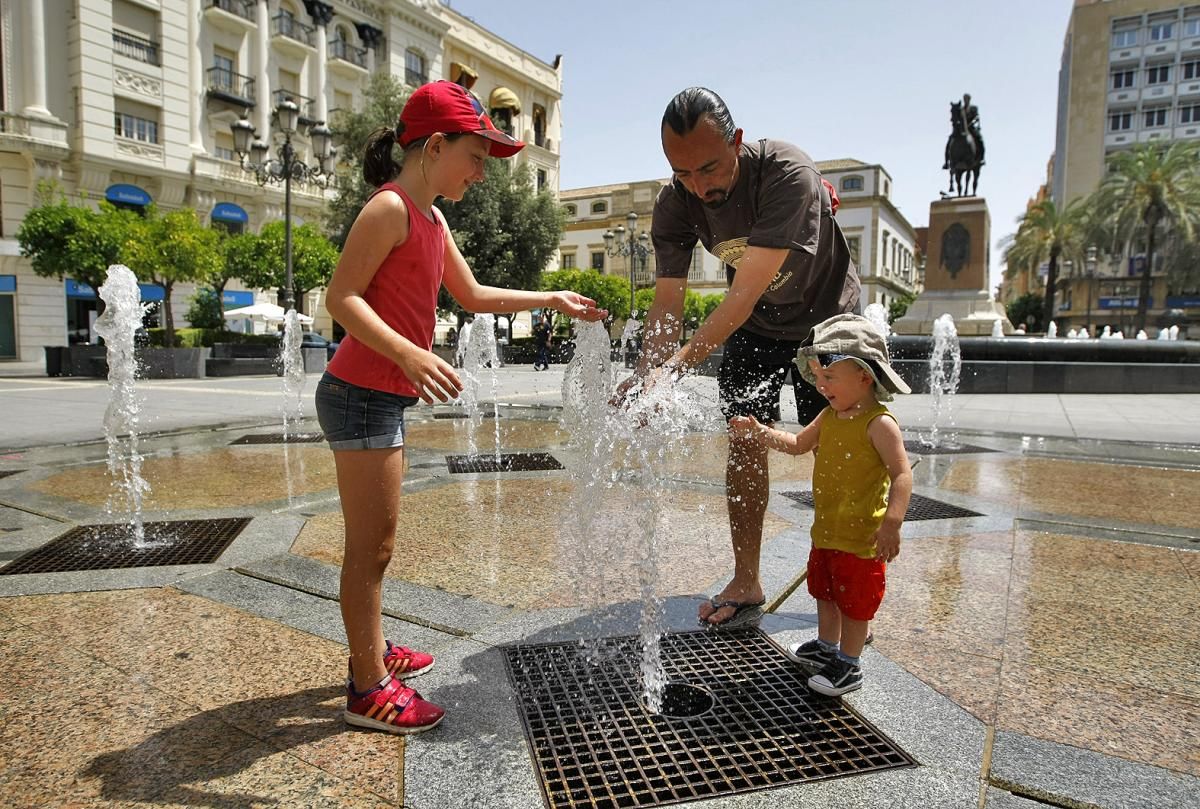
left=314, top=372, right=420, bottom=450
left=718, top=328, right=825, bottom=425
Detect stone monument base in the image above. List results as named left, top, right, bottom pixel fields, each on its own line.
left=892, top=289, right=1013, bottom=336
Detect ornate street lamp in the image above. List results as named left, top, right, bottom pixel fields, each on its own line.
left=231, top=99, right=336, bottom=312
left=603, top=211, right=653, bottom=319
left=1084, top=245, right=1097, bottom=336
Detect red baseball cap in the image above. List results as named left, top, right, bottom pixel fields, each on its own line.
left=399, top=80, right=524, bottom=158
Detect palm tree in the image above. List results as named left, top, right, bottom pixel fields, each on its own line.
left=1091, top=140, right=1200, bottom=333
left=1001, top=197, right=1090, bottom=333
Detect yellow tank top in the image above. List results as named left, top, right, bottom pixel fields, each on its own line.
left=810, top=402, right=896, bottom=559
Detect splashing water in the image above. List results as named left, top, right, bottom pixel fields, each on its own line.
left=863, top=303, right=891, bottom=338
left=459, top=314, right=501, bottom=460
left=1158, top=328, right=1170, bottom=341
left=280, top=309, right=308, bottom=504
left=94, top=265, right=151, bottom=545
left=991, top=319, right=1005, bottom=338
left=558, top=320, right=720, bottom=713
left=1046, top=321, right=1058, bottom=338
left=1136, top=329, right=1149, bottom=340
left=923, top=313, right=961, bottom=449
left=1170, top=325, right=1180, bottom=341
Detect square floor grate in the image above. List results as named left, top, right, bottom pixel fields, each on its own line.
left=229, top=432, right=325, bottom=445
left=0, top=517, right=251, bottom=575
left=446, top=452, right=563, bottom=473
left=904, top=440, right=998, bottom=456
left=782, top=490, right=983, bottom=521
left=504, top=628, right=914, bottom=809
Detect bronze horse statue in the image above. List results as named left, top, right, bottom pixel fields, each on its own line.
left=946, top=101, right=981, bottom=197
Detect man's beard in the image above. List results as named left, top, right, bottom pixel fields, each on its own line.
left=700, top=189, right=729, bottom=209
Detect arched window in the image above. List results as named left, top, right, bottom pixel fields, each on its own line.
left=590, top=201, right=607, bottom=215
left=488, top=86, right=521, bottom=136
left=564, top=204, right=577, bottom=216
left=532, top=104, right=546, bottom=148
left=405, top=49, right=427, bottom=87
left=841, top=175, right=864, bottom=192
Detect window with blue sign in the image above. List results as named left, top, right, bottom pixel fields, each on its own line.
left=222, top=290, right=254, bottom=308
left=105, top=183, right=151, bottom=215
left=0, top=275, right=15, bottom=358
left=211, top=202, right=248, bottom=235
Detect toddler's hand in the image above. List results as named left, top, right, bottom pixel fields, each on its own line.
left=873, top=524, right=901, bottom=563
left=729, top=415, right=762, bottom=442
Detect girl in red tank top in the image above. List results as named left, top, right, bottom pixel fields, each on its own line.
left=318, top=81, right=607, bottom=735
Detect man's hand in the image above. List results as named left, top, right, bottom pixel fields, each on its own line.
left=548, top=290, right=607, bottom=321
left=396, top=346, right=463, bottom=404
left=873, top=522, right=901, bottom=563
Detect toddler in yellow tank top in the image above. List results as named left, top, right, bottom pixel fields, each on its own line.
left=731, top=314, right=913, bottom=696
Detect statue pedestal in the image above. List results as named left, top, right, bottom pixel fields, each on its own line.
left=893, top=196, right=1012, bottom=336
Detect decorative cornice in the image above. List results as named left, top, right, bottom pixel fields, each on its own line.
left=115, top=138, right=165, bottom=163
left=355, top=21, right=384, bottom=47
left=114, top=67, right=163, bottom=100
left=339, top=0, right=384, bottom=23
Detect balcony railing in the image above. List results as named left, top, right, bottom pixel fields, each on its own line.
left=405, top=68, right=428, bottom=87
left=209, top=0, right=254, bottom=21
left=271, top=13, right=315, bottom=47
left=272, top=90, right=318, bottom=124
left=329, top=39, right=368, bottom=68
left=206, top=67, right=256, bottom=105
left=113, top=31, right=160, bottom=65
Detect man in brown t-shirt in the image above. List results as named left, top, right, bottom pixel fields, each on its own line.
left=618, top=87, right=860, bottom=627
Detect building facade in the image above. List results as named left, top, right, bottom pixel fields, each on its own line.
left=0, top=0, right=561, bottom=363
left=1051, top=0, right=1200, bottom=331
left=557, top=159, right=921, bottom=316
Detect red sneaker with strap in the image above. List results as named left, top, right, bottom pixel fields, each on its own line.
left=344, top=675, right=444, bottom=734
left=384, top=639, right=434, bottom=679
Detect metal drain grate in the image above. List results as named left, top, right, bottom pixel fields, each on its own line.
left=446, top=452, right=563, bottom=473
left=432, top=411, right=497, bottom=420
left=229, top=432, right=325, bottom=445
left=0, top=517, right=251, bottom=575
left=504, top=628, right=914, bottom=809
left=904, top=440, right=997, bottom=455
left=782, top=490, right=983, bottom=521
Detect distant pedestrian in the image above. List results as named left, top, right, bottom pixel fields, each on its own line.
left=533, top=312, right=554, bottom=370
left=730, top=314, right=912, bottom=696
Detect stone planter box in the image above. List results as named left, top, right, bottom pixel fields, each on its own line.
left=87, top=348, right=209, bottom=379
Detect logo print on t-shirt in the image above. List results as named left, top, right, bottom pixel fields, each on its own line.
left=714, top=236, right=790, bottom=292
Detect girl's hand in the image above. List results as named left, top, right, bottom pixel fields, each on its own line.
left=548, top=291, right=607, bottom=321
left=396, top=346, right=463, bottom=404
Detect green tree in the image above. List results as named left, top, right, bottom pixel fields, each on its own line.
left=1091, top=140, right=1200, bottom=332
left=185, top=288, right=224, bottom=330
left=437, top=159, right=565, bottom=322
left=699, top=292, right=725, bottom=321
left=1001, top=197, right=1089, bottom=333
left=16, top=184, right=142, bottom=294
left=1006, top=291, right=1044, bottom=333
left=222, top=231, right=274, bottom=312
left=123, top=207, right=223, bottom=346
left=542, top=268, right=631, bottom=321
left=325, top=73, right=412, bottom=249
left=235, top=222, right=339, bottom=315
left=888, top=291, right=916, bottom=324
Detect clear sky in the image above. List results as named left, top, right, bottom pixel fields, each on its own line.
left=446, top=0, right=1075, bottom=290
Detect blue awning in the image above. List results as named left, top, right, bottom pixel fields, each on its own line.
left=105, top=183, right=151, bottom=207
left=138, top=283, right=165, bottom=302
left=222, top=290, right=254, bottom=307
left=65, top=279, right=96, bottom=299
left=212, top=202, right=249, bottom=223
left=0, top=275, right=15, bottom=293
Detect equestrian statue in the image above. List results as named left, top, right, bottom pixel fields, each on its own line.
left=943, top=93, right=985, bottom=197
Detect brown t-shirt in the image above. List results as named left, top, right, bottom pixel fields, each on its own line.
left=651, top=138, right=860, bottom=342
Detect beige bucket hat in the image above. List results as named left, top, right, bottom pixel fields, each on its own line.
left=795, top=314, right=912, bottom=401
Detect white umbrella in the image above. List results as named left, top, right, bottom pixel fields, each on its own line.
left=223, top=303, right=313, bottom=324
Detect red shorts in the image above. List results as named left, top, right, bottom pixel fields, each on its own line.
left=806, top=547, right=886, bottom=621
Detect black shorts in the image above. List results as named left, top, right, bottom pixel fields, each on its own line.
left=717, top=329, right=825, bottom=425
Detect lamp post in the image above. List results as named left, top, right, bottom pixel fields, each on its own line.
left=1084, top=245, right=1097, bottom=336
left=603, top=211, right=653, bottom=320
left=231, top=99, right=336, bottom=313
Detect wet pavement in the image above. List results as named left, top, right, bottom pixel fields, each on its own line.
left=1, top=368, right=1198, bottom=808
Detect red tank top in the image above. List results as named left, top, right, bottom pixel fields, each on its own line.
left=326, top=182, right=445, bottom=397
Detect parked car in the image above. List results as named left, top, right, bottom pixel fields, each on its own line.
left=280, top=330, right=340, bottom=359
